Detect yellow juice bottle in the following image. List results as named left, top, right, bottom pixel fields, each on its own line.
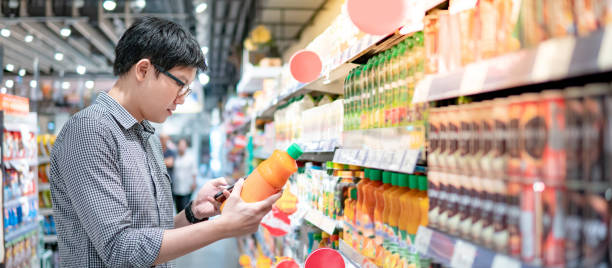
left=400, top=175, right=420, bottom=246
left=389, top=174, right=411, bottom=245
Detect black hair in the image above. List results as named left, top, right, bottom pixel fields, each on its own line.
left=113, top=16, right=207, bottom=76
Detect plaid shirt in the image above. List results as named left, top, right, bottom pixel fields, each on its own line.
left=50, top=92, right=175, bottom=267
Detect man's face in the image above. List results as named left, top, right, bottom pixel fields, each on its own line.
left=141, top=65, right=197, bottom=123
left=178, top=140, right=187, bottom=154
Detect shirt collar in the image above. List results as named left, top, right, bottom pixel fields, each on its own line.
left=96, top=92, right=155, bottom=134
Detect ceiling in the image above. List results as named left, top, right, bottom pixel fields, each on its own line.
left=0, top=0, right=328, bottom=108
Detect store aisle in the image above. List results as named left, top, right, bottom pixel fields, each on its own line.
left=175, top=237, right=240, bottom=268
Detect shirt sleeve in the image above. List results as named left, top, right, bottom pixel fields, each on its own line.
left=54, top=117, right=163, bottom=267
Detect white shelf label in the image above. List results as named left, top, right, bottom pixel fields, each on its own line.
left=305, top=209, right=337, bottom=235
left=414, top=227, right=433, bottom=255
left=459, top=62, right=488, bottom=95
left=450, top=240, right=477, bottom=268
left=401, top=149, right=420, bottom=174
left=599, top=26, right=612, bottom=70
left=412, top=76, right=433, bottom=103
left=449, top=0, right=478, bottom=14
left=492, top=254, right=521, bottom=268
left=390, top=151, right=405, bottom=171
left=532, top=36, right=575, bottom=82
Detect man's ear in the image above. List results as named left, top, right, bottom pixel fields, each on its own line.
left=134, top=59, right=152, bottom=82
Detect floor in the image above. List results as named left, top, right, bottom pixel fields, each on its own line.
left=175, top=237, right=240, bottom=268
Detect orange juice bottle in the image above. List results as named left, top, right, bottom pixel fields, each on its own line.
left=222, top=143, right=302, bottom=210
left=399, top=174, right=419, bottom=246
left=374, top=171, right=393, bottom=266
left=356, top=169, right=372, bottom=250
left=389, top=174, right=410, bottom=244
left=362, top=169, right=382, bottom=259
left=344, top=187, right=355, bottom=247
left=416, top=175, right=429, bottom=229
left=383, top=173, right=400, bottom=243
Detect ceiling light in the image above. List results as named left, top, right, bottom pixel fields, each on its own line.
left=103, top=0, right=117, bottom=11
left=60, top=27, right=71, bottom=37
left=29, top=80, right=37, bottom=88
left=5, top=80, right=14, bottom=88
left=1, top=28, right=11, bottom=37
left=0, top=88, right=6, bottom=94
left=24, top=34, right=33, bottom=43
left=62, top=81, right=71, bottom=90
left=18, top=68, right=26, bottom=76
left=85, top=80, right=95, bottom=89
left=196, top=2, right=208, bottom=13
left=131, top=0, right=146, bottom=12
left=76, top=65, right=86, bottom=75
left=54, top=52, right=64, bottom=61
left=201, top=46, right=209, bottom=55
left=198, top=73, right=209, bottom=85
left=5, top=64, right=14, bottom=72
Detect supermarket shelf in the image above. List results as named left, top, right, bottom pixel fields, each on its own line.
left=3, top=158, right=38, bottom=169
left=303, top=208, right=342, bottom=235
left=252, top=150, right=272, bottom=160
left=298, top=151, right=336, bottom=163
left=334, top=148, right=425, bottom=174
left=40, top=208, right=53, bottom=216
left=413, top=26, right=612, bottom=103
left=237, top=65, right=283, bottom=94
left=414, top=226, right=534, bottom=268
left=4, top=195, right=37, bottom=209
left=39, top=183, right=50, bottom=191
left=231, top=118, right=251, bottom=134
left=339, top=239, right=375, bottom=268
left=43, top=235, right=58, bottom=244
left=5, top=221, right=38, bottom=243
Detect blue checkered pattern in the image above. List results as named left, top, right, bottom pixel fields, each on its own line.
left=50, top=92, right=175, bottom=267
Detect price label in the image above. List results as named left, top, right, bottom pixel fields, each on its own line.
left=459, top=62, right=488, bottom=96
left=333, top=149, right=343, bottom=163
left=599, top=26, right=612, bottom=70
left=412, top=76, right=433, bottom=103
left=449, top=0, right=478, bottom=14
left=381, top=151, right=395, bottom=167
left=450, top=241, right=477, bottom=268
left=401, top=150, right=420, bottom=174
left=390, top=151, right=404, bottom=171
left=414, top=227, right=433, bottom=255
left=492, top=254, right=521, bottom=268
left=532, top=36, right=575, bottom=82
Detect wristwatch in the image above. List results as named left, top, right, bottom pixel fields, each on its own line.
left=185, top=201, right=208, bottom=224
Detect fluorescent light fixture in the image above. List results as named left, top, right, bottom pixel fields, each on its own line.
left=198, top=73, right=210, bottom=85
left=0, top=28, right=11, bottom=37
left=62, top=81, right=71, bottom=90
left=24, top=34, right=34, bottom=43
left=5, top=80, right=14, bottom=88
left=132, top=0, right=146, bottom=10
left=60, top=27, right=71, bottom=37
left=103, top=0, right=117, bottom=11
left=0, top=88, right=6, bottom=94
left=30, top=80, right=37, bottom=88
left=196, top=2, right=208, bottom=13
left=54, top=52, right=64, bottom=61
left=201, top=46, right=209, bottom=55
left=85, top=80, right=95, bottom=89
left=18, top=69, right=26, bottom=76
left=5, top=64, right=14, bottom=72
left=76, top=65, right=87, bottom=75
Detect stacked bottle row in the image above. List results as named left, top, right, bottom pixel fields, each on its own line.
left=343, top=33, right=428, bottom=131
left=427, top=83, right=612, bottom=267
left=343, top=169, right=429, bottom=268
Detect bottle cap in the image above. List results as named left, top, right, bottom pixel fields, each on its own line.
left=399, top=173, right=410, bottom=187
left=391, top=173, right=398, bottom=186
left=382, top=171, right=392, bottom=184
left=364, top=168, right=370, bottom=179
left=408, top=174, right=418, bottom=189
left=370, top=169, right=382, bottom=181
left=286, top=143, right=303, bottom=160
left=419, top=176, right=428, bottom=191
left=350, top=188, right=358, bottom=200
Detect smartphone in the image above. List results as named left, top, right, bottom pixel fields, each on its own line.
left=213, top=177, right=245, bottom=202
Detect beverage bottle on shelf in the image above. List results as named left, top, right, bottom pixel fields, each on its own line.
left=394, top=43, right=406, bottom=128
left=221, top=144, right=302, bottom=210
left=361, top=169, right=382, bottom=259
left=356, top=169, right=372, bottom=249
left=383, top=48, right=394, bottom=128
left=376, top=55, right=386, bottom=129
left=400, top=174, right=419, bottom=245
left=343, top=70, right=352, bottom=131
left=361, top=64, right=370, bottom=130
left=344, top=187, right=358, bottom=248
left=383, top=173, right=400, bottom=243
left=374, top=171, right=393, bottom=266
left=370, top=55, right=380, bottom=129
left=417, top=176, right=429, bottom=228
left=353, top=67, right=362, bottom=131
left=389, top=174, right=411, bottom=245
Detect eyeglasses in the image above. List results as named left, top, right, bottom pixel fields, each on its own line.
left=153, top=64, right=192, bottom=98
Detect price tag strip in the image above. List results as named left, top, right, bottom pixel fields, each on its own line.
left=532, top=36, right=576, bottom=82
left=414, top=227, right=434, bottom=255
left=599, top=25, right=612, bottom=70
left=450, top=240, right=477, bottom=268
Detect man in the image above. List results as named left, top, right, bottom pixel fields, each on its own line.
left=49, top=17, right=280, bottom=267
left=160, top=134, right=177, bottom=184
left=172, top=138, right=197, bottom=213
